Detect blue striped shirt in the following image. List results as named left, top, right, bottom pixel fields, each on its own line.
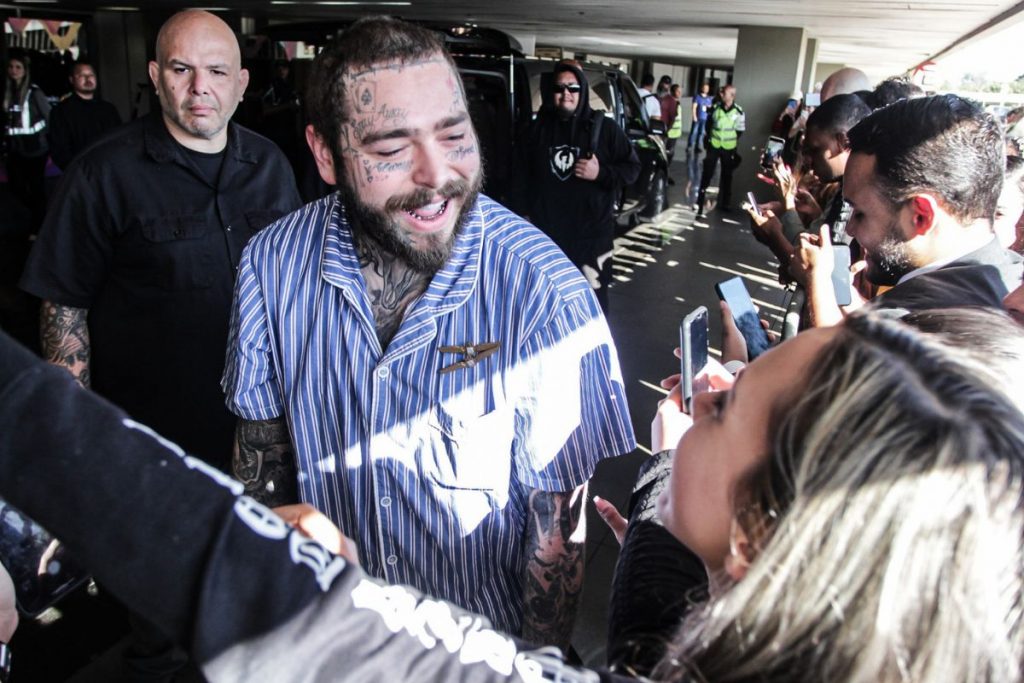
left=223, top=192, right=635, bottom=632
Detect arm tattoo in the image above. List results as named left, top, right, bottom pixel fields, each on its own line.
left=520, top=483, right=588, bottom=651
left=353, top=229, right=430, bottom=349
left=234, top=417, right=299, bottom=507
left=40, top=301, right=91, bottom=388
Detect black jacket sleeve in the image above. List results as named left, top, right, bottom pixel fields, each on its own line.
left=0, top=331, right=638, bottom=683
left=595, top=118, right=640, bottom=192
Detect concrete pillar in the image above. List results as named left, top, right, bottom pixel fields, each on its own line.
left=802, top=38, right=818, bottom=95
left=729, top=25, right=806, bottom=204
left=92, top=11, right=153, bottom=121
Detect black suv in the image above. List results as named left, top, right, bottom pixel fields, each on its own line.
left=444, top=27, right=669, bottom=222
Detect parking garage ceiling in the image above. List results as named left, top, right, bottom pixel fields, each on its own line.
left=4, top=0, right=1024, bottom=77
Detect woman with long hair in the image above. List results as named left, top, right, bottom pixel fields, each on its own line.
left=4, top=54, right=51, bottom=229
left=653, top=307, right=1024, bottom=682
left=0, top=308, right=1023, bottom=682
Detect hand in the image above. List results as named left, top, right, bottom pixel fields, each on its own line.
left=789, top=223, right=834, bottom=289
left=651, top=381, right=691, bottom=454
left=652, top=355, right=734, bottom=453
left=0, top=563, right=17, bottom=643
left=772, top=157, right=799, bottom=208
left=574, top=154, right=600, bottom=181
left=273, top=503, right=360, bottom=564
left=720, top=301, right=748, bottom=364
left=593, top=496, right=627, bottom=546
left=846, top=259, right=871, bottom=311
left=794, top=188, right=822, bottom=224
left=746, top=207, right=783, bottom=246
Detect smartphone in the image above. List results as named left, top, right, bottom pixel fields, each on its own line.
left=745, top=191, right=761, bottom=216
left=804, top=92, right=821, bottom=107
left=831, top=243, right=853, bottom=307
left=715, top=277, right=772, bottom=360
left=0, top=498, right=89, bottom=617
left=680, top=306, right=710, bottom=412
left=760, top=136, right=785, bottom=173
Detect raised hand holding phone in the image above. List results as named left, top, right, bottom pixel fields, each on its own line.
left=715, top=277, right=772, bottom=360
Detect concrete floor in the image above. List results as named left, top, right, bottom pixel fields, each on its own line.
left=572, top=152, right=789, bottom=667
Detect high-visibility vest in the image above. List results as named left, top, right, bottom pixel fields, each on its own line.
left=668, top=102, right=683, bottom=139
left=709, top=104, right=745, bottom=150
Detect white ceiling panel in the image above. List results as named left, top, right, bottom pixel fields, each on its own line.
left=5, top=0, right=1022, bottom=78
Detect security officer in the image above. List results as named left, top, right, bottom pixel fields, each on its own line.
left=696, top=84, right=745, bottom=214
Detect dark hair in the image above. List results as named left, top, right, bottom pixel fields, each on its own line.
left=305, top=16, right=455, bottom=167
left=71, top=60, right=94, bottom=74
left=847, top=94, right=1004, bottom=223
left=867, top=76, right=924, bottom=110
left=641, top=73, right=655, bottom=88
left=806, top=93, right=871, bottom=136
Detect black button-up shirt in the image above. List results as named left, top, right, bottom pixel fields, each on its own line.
left=21, top=113, right=302, bottom=468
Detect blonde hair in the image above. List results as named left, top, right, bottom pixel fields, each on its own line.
left=657, top=308, right=1024, bottom=683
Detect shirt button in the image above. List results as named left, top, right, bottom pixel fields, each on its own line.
left=380, top=496, right=392, bottom=507
left=386, top=555, right=398, bottom=566
left=226, top=224, right=232, bottom=232
left=376, top=366, right=390, bottom=380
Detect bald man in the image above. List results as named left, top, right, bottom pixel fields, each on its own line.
left=820, top=67, right=871, bottom=102
left=20, top=13, right=301, bottom=672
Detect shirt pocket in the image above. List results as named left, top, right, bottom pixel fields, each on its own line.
left=427, top=402, right=514, bottom=503
left=139, top=215, right=214, bottom=290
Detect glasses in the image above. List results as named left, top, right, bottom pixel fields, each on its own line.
left=553, top=84, right=581, bottom=94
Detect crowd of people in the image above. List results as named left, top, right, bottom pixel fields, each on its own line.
left=1, top=11, right=1024, bottom=683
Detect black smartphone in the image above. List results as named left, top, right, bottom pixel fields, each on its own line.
left=715, top=276, right=772, bottom=360
left=831, top=244, right=853, bottom=307
left=680, top=306, right=710, bottom=412
left=0, top=498, right=89, bottom=617
left=760, top=136, right=785, bottom=173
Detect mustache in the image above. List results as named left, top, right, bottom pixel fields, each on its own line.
left=385, top=179, right=473, bottom=213
left=182, top=98, right=219, bottom=111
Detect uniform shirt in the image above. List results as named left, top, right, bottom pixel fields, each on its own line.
left=223, top=193, right=636, bottom=633
left=20, top=112, right=301, bottom=468
left=692, top=93, right=714, bottom=122
left=637, top=87, right=661, bottom=121
left=708, top=103, right=745, bottom=150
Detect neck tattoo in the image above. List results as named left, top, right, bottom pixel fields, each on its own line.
left=352, top=228, right=432, bottom=350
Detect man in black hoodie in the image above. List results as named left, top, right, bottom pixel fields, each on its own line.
left=514, top=62, right=640, bottom=312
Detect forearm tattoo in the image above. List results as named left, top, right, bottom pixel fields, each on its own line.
left=520, top=484, right=588, bottom=651
left=40, top=301, right=91, bottom=388
left=234, top=417, right=299, bottom=507
left=353, top=229, right=430, bottom=349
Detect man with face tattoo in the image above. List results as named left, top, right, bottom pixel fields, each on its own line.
left=221, top=17, right=635, bottom=652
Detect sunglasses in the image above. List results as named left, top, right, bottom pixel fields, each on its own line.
left=553, top=84, right=581, bottom=94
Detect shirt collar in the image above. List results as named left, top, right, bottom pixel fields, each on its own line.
left=143, top=112, right=256, bottom=166
left=897, top=235, right=1001, bottom=285
left=320, top=192, right=484, bottom=315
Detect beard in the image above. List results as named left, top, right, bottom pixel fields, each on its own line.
left=864, top=217, right=914, bottom=286
left=339, top=173, right=482, bottom=274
